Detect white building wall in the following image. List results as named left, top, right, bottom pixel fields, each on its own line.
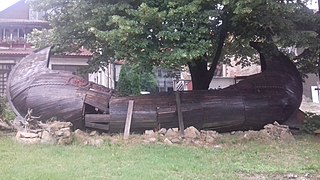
left=88, top=63, right=122, bottom=89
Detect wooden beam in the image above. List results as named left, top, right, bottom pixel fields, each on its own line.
left=175, top=91, right=185, bottom=136
left=124, top=100, right=134, bottom=139
left=85, top=114, right=111, bottom=123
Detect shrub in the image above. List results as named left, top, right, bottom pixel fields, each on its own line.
left=303, top=112, right=320, bottom=134
left=117, top=64, right=157, bottom=96
left=0, top=96, right=16, bottom=121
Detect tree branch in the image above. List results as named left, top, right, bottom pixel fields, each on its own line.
left=207, top=9, right=229, bottom=79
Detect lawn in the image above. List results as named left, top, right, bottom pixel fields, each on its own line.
left=0, top=135, right=319, bottom=179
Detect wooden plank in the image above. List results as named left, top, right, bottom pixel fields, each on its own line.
left=85, top=114, right=111, bottom=123
left=175, top=91, right=185, bottom=136
left=85, top=122, right=109, bottom=131
left=124, top=100, right=134, bottom=139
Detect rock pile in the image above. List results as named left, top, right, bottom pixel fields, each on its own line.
left=15, top=121, right=73, bottom=145
left=142, top=126, right=222, bottom=147
left=73, top=129, right=104, bottom=147
left=13, top=121, right=295, bottom=146
left=239, top=122, right=295, bottom=143
left=141, top=122, right=295, bottom=146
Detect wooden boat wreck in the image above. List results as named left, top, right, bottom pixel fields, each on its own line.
left=6, top=43, right=303, bottom=133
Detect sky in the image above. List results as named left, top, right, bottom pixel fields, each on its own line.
left=0, top=0, right=20, bottom=11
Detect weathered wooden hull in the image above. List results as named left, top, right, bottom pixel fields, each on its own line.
left=7, top=46, right=303, bottom=133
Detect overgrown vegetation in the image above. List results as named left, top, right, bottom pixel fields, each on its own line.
left=117, top=64, right=157, bottom=96
left=0, top=97, right=16, bottom=121
left=0, top=136, right=319, bottom=179
left=304, top=112, right=320, bottom=134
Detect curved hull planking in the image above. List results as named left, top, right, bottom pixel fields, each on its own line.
left=6, top=46, right=302, bottom=132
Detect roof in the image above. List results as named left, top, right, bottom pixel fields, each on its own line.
left=0, top=48, right=33, bottom=56
left=0, top=18, right=50, bottom=27
left=64, top=48, right=93, bottom=57
left=0, top=48, right=93, bottom=58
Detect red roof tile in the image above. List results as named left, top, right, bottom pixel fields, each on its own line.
left=0, top=48, right=33, bottom=56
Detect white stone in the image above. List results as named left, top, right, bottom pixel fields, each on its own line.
left=144, top=130, right=155, bottom=136
left=164, top=138, right=173, bottom=145
left=184, top=126, right=200, bottom=139
left=40, top=131, right=56, bottom=145
left=158, top=128, right=167, bottom=135
left=18, top=132, right=40, bottom=138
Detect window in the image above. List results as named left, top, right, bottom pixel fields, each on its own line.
left=0, top=63, right=14, bottom=95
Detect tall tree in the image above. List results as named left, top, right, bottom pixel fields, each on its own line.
left=28, top=0, right=320, bottom=90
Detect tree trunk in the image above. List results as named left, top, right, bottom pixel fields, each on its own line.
left=188, top=59, right=211, bottom=90
left=188, top=6, right=230, bottom=90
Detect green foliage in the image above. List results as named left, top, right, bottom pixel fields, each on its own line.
left=0, top=97, right=16, bottom=121
left=117, top=65, right=141, bottom=96
left=304, top=112, right=320, bottom=134
left=27, top=29, right=56, bottom=49
left=117, top=64, right=158, bottom=96
left=140, top=71, right=157, bottom=93
left=28, top=0, right=320, bottom=86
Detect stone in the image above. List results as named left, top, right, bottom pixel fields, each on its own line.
left=49, top=121, right=72, bottom=132
left=172, top=128, right=179, bottom=132
left=17, top=137, right=41, bottom=144
left=279, top=131, right=295, bottom=143
left=89, top=131, right=98, bottom=136
left=158, top=128, right=167, bottom=135
left=57, top=137, right=73, bottom=145
left=234, top=131, right=244, bottom=136
left=60, top=128, right=71, bottom=137
left=74, top=129, right=89, bottom=143
left=206, top=130, right=221, bottom=139
left=171, top=138, right=181, bottom=144
left=40, top=131, right=56, bottom=145
left=144, top=130, right=155, bottom=136
left=184, top=126, right=200, bottom=139
left=148, top=137, right=157, bottom=143
left=164, top=138, right=173, bottom=145
left=54, top=130, right=64, bottom=136
left=230, top=131, right=236, bottom=135
left=165, top=128, right=176, bottom=137
left=205, top=136, right=216, bottom=143
left=18, top=132, right=39, bottom=138
left=29, top=129, right=43, bottom=134
left=314, top=129, right=320, bottom=134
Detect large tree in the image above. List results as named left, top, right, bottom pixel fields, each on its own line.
left=28, top=0, right=320, bottom=90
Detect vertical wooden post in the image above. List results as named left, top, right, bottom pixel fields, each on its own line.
left=175, top=91, right=185, bottom=136
left=124, top=100, right=134, bottom=139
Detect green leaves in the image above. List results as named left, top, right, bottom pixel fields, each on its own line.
left=29, top=0, right=320, bottom=78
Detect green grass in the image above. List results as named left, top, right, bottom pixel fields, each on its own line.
left=0, top=135, right=319, bottom=180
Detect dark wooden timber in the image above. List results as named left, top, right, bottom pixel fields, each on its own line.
left=175, top=91, right=185, bottom=135
left=7, top=44, right=303, bottom=133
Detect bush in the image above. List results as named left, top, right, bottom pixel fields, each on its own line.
left=0, top=96, right=16, bottom=121
left=303, top=112, right=320, bottom=134
left=117, top=64, right=157, bottom=96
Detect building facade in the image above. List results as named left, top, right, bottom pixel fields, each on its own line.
left=0, top=0, right=93, bottom=95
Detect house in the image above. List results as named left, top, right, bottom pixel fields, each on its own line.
left=0, top=0, right=93, bottom=95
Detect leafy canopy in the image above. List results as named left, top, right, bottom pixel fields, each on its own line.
left=28, top=0, right=320, bottom=76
